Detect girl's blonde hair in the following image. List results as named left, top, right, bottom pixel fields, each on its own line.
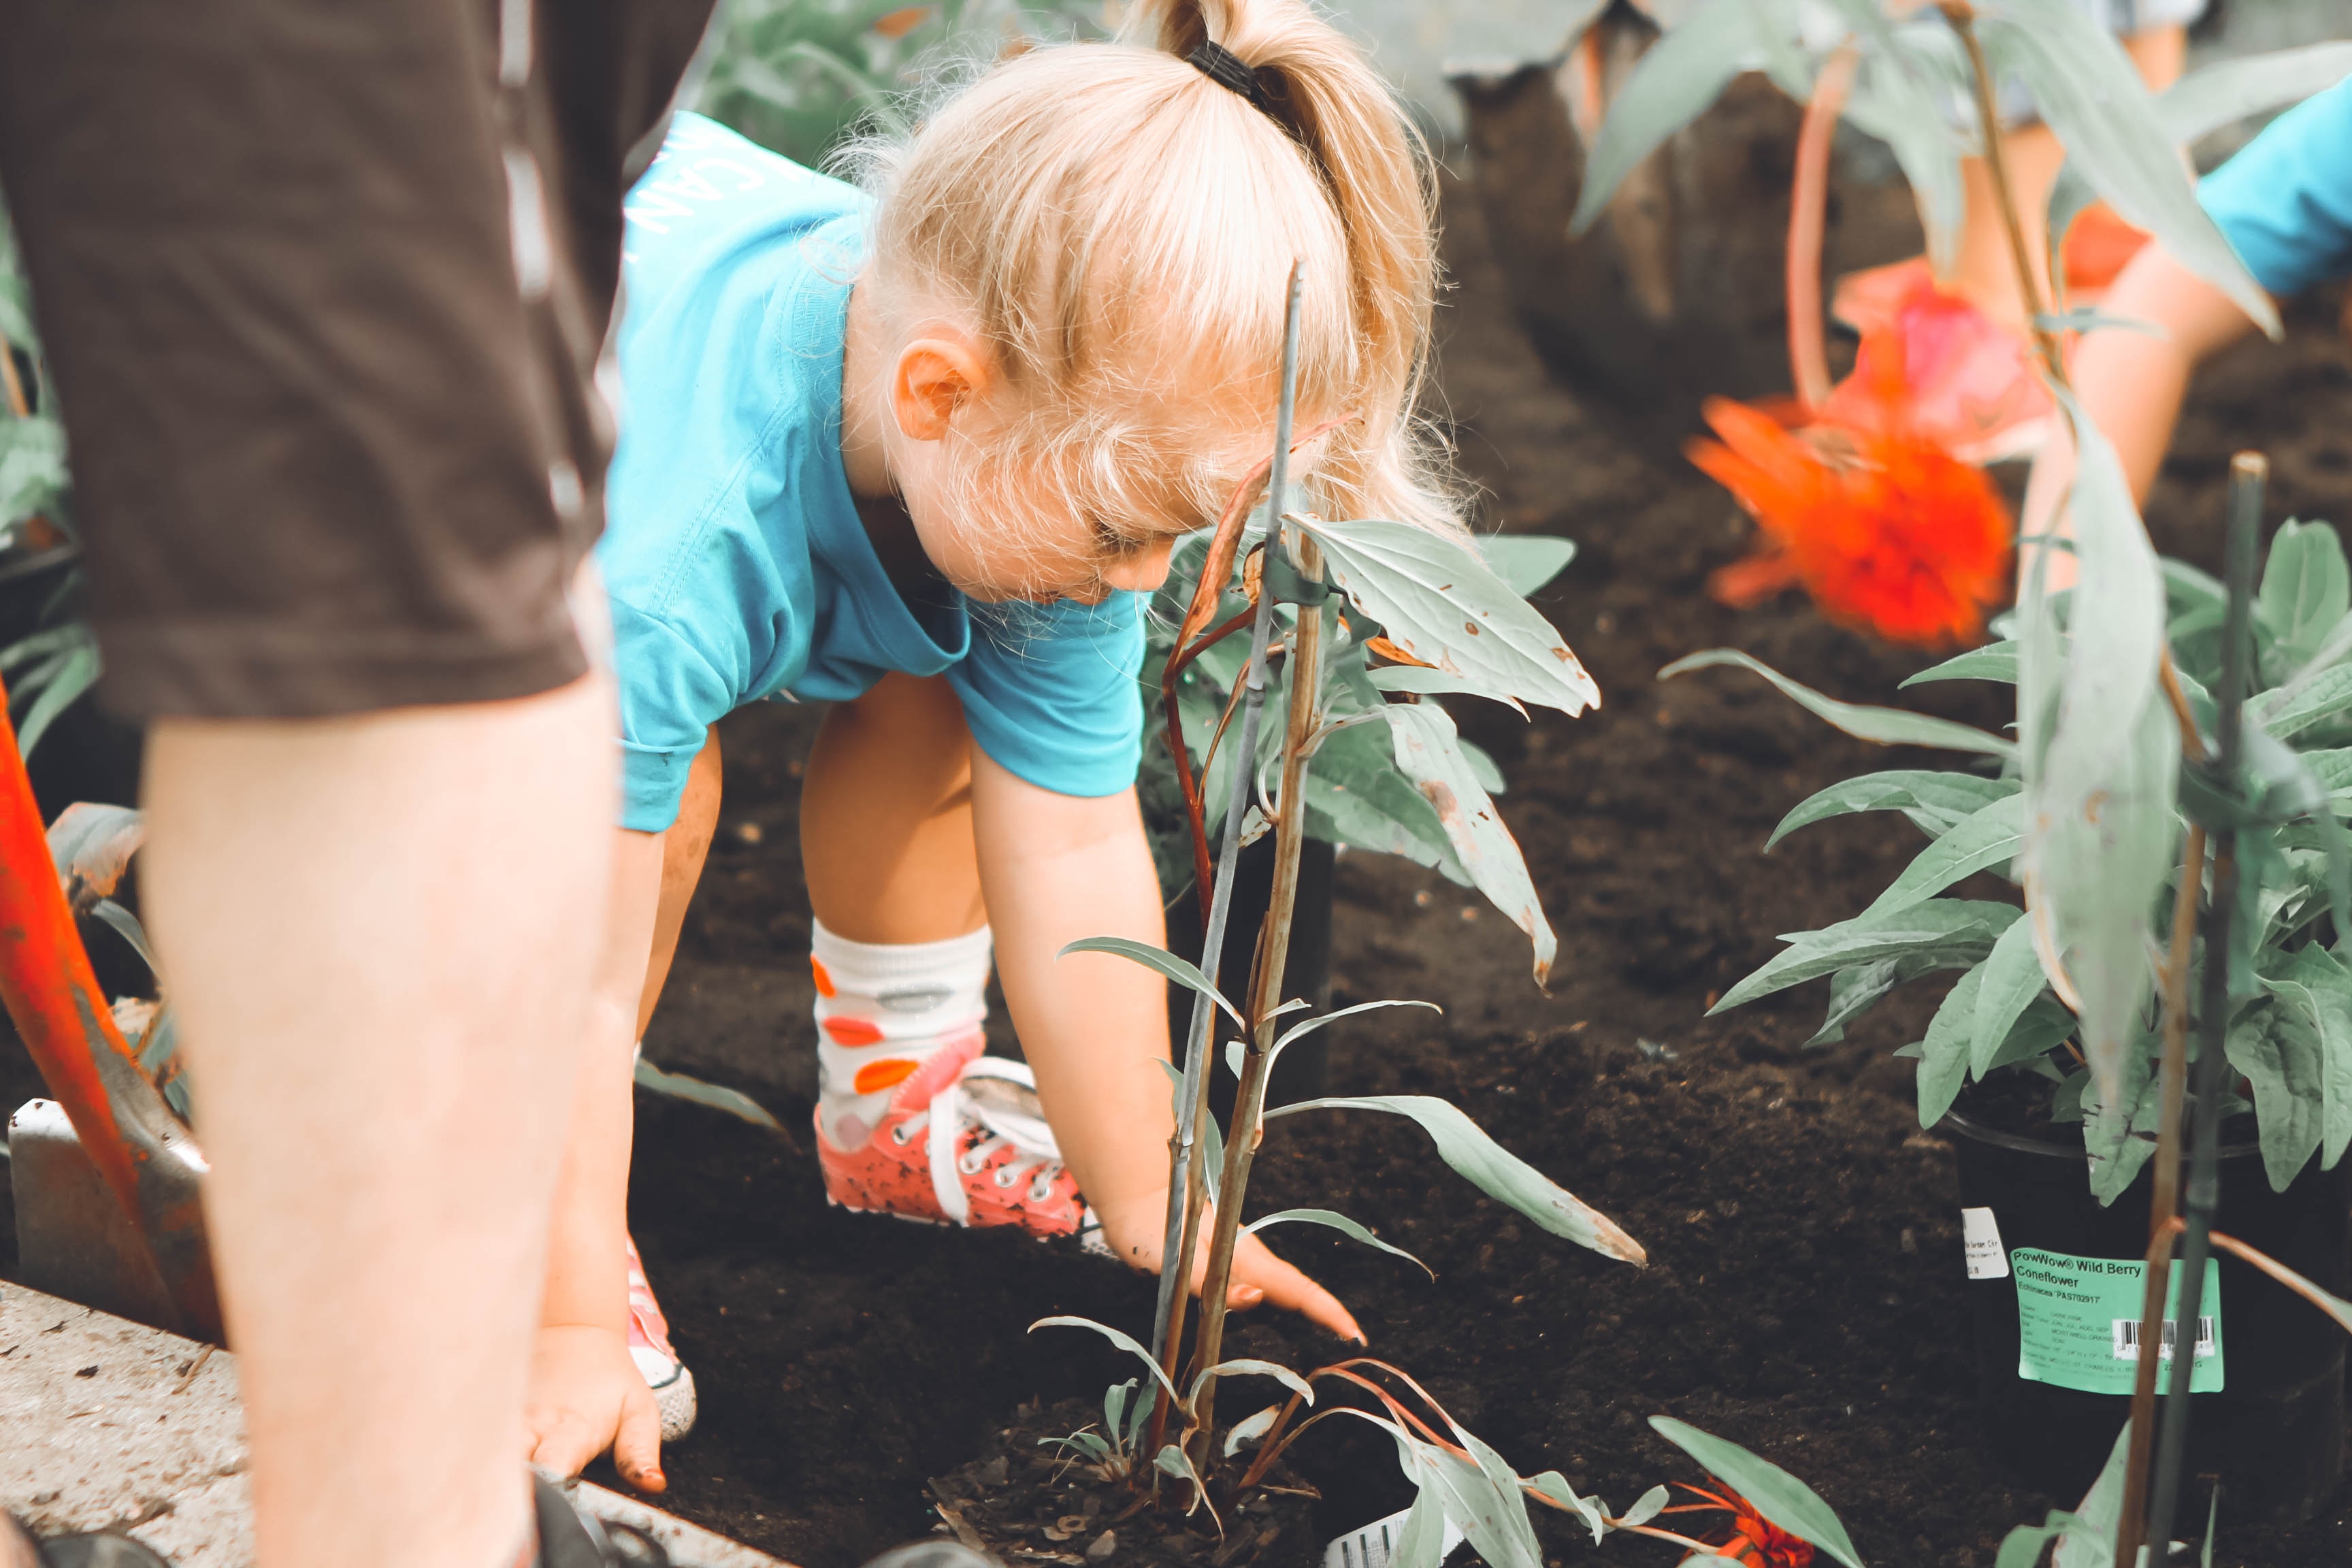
left=849, top=0, right=1460, bottom=555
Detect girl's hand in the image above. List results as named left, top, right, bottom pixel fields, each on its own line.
left=525, top=1323, right=667, bottom=1493
left=1090, top=1190, right=1365, bottom=1344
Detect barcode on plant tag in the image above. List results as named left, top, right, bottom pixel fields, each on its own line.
left=2112, top=1316, right=2217, bottom=1362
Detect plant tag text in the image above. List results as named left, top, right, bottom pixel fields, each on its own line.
left=2011, top=1247, right=2224, bottom=1396
left=1961, top=1207, right=2009, bottom=1279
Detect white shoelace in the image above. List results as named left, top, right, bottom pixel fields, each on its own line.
left=892, top=1056, right=1068, bottom=1225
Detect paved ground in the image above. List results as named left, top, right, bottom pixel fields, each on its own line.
left=0, top=1279, right=788, bottom=1568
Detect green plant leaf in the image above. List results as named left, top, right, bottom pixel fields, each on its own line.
left=1188, top=1358, right=1313, bottom=1407
left=1620, top=1485, right=1669, bottom=1529
left=1902, top=641, right=2021, bottom=689
left=1386, top=1483, right=1452, bottom=1568
left=1916, top=963, right=1984, bottom=1129
left=1767, top=771, right=2016, bottom=850
left=1446, top=1426, right=1548, bottom=1568
left=1972, top=915, right=2051, bottom=1078
left=1272, top=999, right=1439, bottom=1061
left=1030, top=1316, right=1180, bottom=1403
left=1712, top=900, right=2023, bottom=1015
left=1060, top=936, right=1245, bottom=1029
left=2263, top=945, right=2352, bottom=1168
left=632, top=1058, right=785, bottom=1132
left=2155, top=41, right=2352, bottom=146
left=1298, top=518, right=1599, bottom=717
left=1646, top=1418, right=1864, bottom=1568
left=1265, top=1094, right=1644, bottom=1264
left=0, top=417, right=68, bottom=529
left=2227, top=998, right=2327, bottom=1192
left=1380, top=703, right=1557, bottom=986
left=1808, top=955, right=1956, bottom=1049
left=2022, top=397, right=2174, bottom=1119
left=1244, top=1207, right=1434, bottom=1278
left=13, top=632, right=97, bottom=758
left=1524, top=1471, right=1610, bottom=1546
left=1368, top=666, right=1527, bottom=711
left=2048, top=1418, right=2133, bottom=1568
left=1224, top=1405, right=1280, bottom=1458
left=1983, top=0, right=2277, bottom=338
left=2082, top=1032, right=2161, bottom=1205
left=1568, top=0, right=1760, bottom=235
left=2253, top=663, right=2352, bottom=741
left=88, top=898, right=157, bottom=974
left=2257, top=520, right=2351, bottom=687
left=1476, top=536, right=1578, bottom=597
left=1660, top=649, right=2017, bottom=760
left=1854, top=795, right=2025, bottom=922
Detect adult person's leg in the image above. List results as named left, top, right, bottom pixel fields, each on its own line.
left=141, top=679, right=615, bottom=1568
left=0, top=2, right=708, bottom=1562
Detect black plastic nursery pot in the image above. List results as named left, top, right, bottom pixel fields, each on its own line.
left=1165, top=834, right=1335, bottom=1122
left=1945, top=1103, right=2352, bottom=1523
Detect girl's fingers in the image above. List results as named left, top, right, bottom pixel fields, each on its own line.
left=1230, top=1235, right=1367, bottom=1344
left=611, top=1391, right=668, bottom=1494
left=527, top=1411, right=601, bottom=1482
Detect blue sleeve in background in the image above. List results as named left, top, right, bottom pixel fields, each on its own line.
left=948, top=593, right=1147, bottom=799
left=2198, top=78, right=2352, bottom=300
left=611, top=600, right=744, bottom=832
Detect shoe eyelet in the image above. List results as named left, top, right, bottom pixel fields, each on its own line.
left=1030, top=1179, right=1054, bottom=1203
left=996, top=1164, right=1024, bottom=1188
left=891, top=1124, right=913, bottom=1146
left=959, top=1152, right=987, bottom=1175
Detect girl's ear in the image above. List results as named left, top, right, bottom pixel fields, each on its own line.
left=890, top=329, right=995, bottom=442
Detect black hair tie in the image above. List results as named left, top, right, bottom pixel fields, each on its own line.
left=1187, top=39, right=1276, bottom=116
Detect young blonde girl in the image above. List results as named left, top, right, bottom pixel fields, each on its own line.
left=521, top=0, right=1460, bottom=1488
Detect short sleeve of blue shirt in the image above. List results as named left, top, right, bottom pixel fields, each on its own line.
left=602, top=114, right=1146, bottom=832
left=2198, top=78, right=2352, bottom=299
left=949, top=598, right=1147, bottom=802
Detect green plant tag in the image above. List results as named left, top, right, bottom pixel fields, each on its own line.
left=2011, top=1247, right=2223, bottom=1395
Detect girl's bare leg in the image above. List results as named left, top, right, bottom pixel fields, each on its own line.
left=638, top=728, right=725, bottom=1038
left=800, top=672, right=987, bottom=944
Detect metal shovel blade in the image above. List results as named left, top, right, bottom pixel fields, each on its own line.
left=8, top=1098, right=186, bottom=1332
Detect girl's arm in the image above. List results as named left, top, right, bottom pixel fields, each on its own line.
left=2018, top=242, right=2262, bottom=592
left=970, top=751, right=1364, bottom=1343
left=526, top=824, right=668, bottom=1489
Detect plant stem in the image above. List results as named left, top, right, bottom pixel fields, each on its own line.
left=1786, top=42, right=1857, bottom=414
left=1940, top=3, right=2065, bottom=387
left=1188, top=528, right=1326, bottom=1471
left=2148, top=451, right=2266, bottom=1548
left=1149, top=265, right=1308, bottom=1412
left=2114, top=821, right=2206, bottom=1568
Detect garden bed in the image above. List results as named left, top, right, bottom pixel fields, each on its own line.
left=6, top=180, right=2352, bottom=1568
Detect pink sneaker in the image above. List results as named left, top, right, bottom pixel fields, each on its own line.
left=817, top=1036, right=1105, bottom=1250
left=625, top=1232, right=696, bottom=1442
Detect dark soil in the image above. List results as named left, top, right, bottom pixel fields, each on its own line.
left=7, top=174, right=2352, bottom=1568
left=926, top=1397, right=1319, bottom=1568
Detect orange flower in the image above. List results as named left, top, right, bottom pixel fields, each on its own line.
left=1689, top=323, right=2013, bottom=647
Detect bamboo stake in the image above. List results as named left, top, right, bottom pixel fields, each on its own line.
left=1145, top=262, right=1307, bottom=1452
left=2147, top=453, right=2266, bottom=1550
left=1187, top=524, right=1326, bottom=1471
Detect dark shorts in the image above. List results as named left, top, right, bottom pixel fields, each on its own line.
left=0, top=0, right=716, bottom=718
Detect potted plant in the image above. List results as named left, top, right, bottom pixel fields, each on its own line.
left=1565, top=0, right=2352, bottom=1537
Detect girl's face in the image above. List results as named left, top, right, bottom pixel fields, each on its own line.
left=877, top=318, right=1279, bottom=606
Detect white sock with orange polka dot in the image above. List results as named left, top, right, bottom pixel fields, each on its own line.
left=811, top=919, right=994, bottom=1151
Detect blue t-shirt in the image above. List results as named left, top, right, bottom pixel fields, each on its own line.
left=602, top=114, right=1146, bottom=832
left=2199, top=77, right=2352, bottom=300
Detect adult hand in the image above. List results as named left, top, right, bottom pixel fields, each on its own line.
left=1090, top=1189, right=1365, bottom=1344
left=525, top=1323, right=666, bottom=1492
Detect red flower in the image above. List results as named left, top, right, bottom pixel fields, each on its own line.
left=1689, top=316, right=2014, bottom=648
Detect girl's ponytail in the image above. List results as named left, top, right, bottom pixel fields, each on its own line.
left=862, top=0, right=1462, bottom=551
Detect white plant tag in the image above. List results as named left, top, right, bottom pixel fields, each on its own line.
left=1323, top=1507, right=1465, bottom=1568
left=1963, top=1207, right=2010, bottom=1279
